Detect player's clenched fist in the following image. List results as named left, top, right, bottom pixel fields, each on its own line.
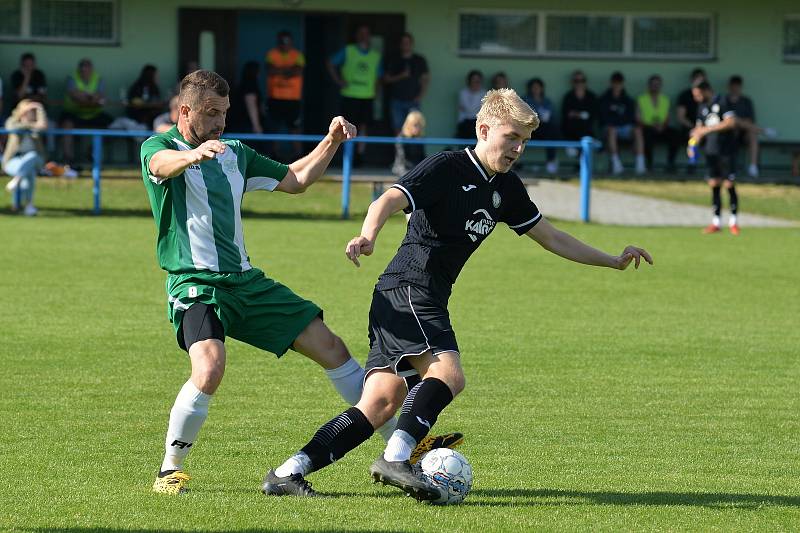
left=328, top=116, right=357, bottom=143
left=345, top=236, right=374, bottom=267
left=192, top=140, right=227, bottom=163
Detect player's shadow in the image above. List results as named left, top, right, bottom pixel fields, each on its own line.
left=466, top=488, right=800, bottom=509
left=12, top=206, right=351, bottom=221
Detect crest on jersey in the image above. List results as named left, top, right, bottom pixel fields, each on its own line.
left=492, top=191, right=501, bottom=208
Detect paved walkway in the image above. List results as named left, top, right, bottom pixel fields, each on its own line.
left=526, top=179, right=798, bottom=227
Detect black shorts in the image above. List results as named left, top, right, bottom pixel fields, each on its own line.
left=341, top=96, right=374, bottom=126
left=705, top=154, right=733, bottom=180
left=365, top=285, right=459, bottom=380
left=268, top=98, right=302, bottom=129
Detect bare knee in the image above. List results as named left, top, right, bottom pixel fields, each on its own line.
left=189, top=339, right=226, bottom=394
left=294, top=319, right=351, bottom=370
left=723, top=180, right=735, bottom=189
left=356, top=392, right=401, bottom=428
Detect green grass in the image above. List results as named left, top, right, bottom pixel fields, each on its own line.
left=591, top=179, right=800, bottom=222
left=2, top=179, right=800, bottom=531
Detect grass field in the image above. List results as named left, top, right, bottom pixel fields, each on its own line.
left=2, top=178, right=800, bottom=532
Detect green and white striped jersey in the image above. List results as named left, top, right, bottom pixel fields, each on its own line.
left=141, top=126, right=288, bottom=274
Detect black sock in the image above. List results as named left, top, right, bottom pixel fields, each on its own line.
left=712, top=186, right=722, bottom=217
left=395, top=377, right=454, bottom=444
left=728, top=185, right=738, bottom=215
left=300, top=407, right=374, bottom=474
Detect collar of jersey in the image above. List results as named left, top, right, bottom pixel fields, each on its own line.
left=168, top=125, right=196, bottom=148
left=465, top=148, right=496, bottom=183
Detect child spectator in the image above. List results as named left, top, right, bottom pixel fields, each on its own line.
left=3, top=100, right=47, bottom=215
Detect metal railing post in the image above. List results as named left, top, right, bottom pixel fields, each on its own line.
left=92, top=134, right=103, bottom=215
left=579, top=136, right=594, bottom=223
left=341, top=140, right=354, bottom=219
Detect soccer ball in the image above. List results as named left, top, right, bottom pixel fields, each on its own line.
left=419, top=448, right=473, bottom=505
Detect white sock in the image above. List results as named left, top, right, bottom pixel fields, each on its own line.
left=160, top=380, right=212, bottom=472
left=383, top=429, right=416, bottom=462
left=635, top=154, right=645, bottom=165
left=275, top=451, right=313, bottom=477
left=729, top=214, right=738, bottom=227
left=712, top=215, right=721, bottom=227
left=612, top=154, right=622, bottom=165
left=325, top=357, right=364, bottom=405
left=376, top=417, right=398, bottom=442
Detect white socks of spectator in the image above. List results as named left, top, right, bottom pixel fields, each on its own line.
left=611, top=155, right=624, bottom=175
left=324, top=357, right=398, bottom=442
left=160, top=380, right=212, bottom=472
left=635, top=155, right=646, bottom=174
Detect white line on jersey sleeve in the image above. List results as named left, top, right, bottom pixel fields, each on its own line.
left=390, top=184, right=415, bottom=211
left=245, top=177, right=281, bottom=192
left=508, top=212, right=542, bottom=229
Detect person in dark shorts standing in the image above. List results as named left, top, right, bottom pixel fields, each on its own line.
left=262, top=88, right=652, bottom=500
left=688, top=80, right=739, bottom=235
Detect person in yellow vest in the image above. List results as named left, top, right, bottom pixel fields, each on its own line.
left=59, top=58, right=113, bottom=165
left=266, top=30, right=305, bottom=159
left=326, top=25, right=383, bottom=160
left=636, top=74, right=679, bottom=174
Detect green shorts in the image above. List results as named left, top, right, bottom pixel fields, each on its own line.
left=166, top=268, right=322, bottom=357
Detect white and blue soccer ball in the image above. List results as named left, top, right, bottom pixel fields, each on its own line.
left=419, top=448, right=473, bottom=505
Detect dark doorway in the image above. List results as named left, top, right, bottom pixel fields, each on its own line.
left=178, top=9, right=238, bottom=85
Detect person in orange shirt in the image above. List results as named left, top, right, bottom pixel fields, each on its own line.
left=265, top=31, right=305, bottom=158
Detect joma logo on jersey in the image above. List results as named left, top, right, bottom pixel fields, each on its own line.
left=465, top=209, right=496, bottom=241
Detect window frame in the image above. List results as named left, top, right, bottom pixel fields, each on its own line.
left=784, top=14, right=800, bottom=62
left=0, top=0, right=120, bottom=45
left=458, top=9, right=716, bottom=60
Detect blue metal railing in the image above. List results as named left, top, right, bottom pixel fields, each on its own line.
left=0, top=128, right=599, bottom=221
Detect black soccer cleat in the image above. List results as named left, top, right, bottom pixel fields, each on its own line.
left=261, top=469, right=316, bottom=497
left=370, top=455, right=441, bottom=502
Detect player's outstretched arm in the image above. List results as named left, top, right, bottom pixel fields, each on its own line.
left=277, top=116, right=356, bottom=194
left=345, top=188, right=409, bottom=267
left=526, top=217, right=653, bottom=270
left=149, top=140, right=227, bottom=179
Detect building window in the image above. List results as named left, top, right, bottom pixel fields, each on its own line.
left=633, top=16, right=712, bottom=57
left=785, top=17, right=800, bottom=60
left=545, top=15, right=624, bottom=54
left=0, top=0, right=118, bottom=44
left=459, top=12, right=538, bottom=56
left=459, top=10, right=714, bottom=59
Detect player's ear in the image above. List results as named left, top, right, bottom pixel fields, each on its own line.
left=476, top=122, right=489, bottom=141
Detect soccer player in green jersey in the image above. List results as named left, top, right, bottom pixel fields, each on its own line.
left=142, top=70, right=460, bottom=495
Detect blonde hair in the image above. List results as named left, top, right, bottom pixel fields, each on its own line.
left=476, top=88, right=539, bottom=131
left=400, top=110, right=426, bottom=138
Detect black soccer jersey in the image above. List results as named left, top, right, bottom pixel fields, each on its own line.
left=376, top=148, right=542, bottom=299
left=696, top=95, right=737, bottom=156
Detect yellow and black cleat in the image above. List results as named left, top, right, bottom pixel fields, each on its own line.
left=152, top=470, right=191, bottom=495
left=410, top=432, right=465, bottom=465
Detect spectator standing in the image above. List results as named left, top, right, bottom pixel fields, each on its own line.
left=522, top=77, right=559, bottom=174
left=265, top=30, right=305, bottom=157
left=636, top=74, right=679, bottom=174
left=127, top=64, right=164, bottom=128
left=561, top=70, right=597, bottom=156
left=689, top=81, right=740, bottom=235
left=9, top=53, right=48, bottom=111
left=384, top=33, right=429, bottom=134
left=60, top=58, right=112, bottom=165
left=456, top=70, right=484, bottom=139
left=327, top=25, right=382, bottom=160
left=598, top=71, right=643, bottom=175
left=3, top=100, right=47, bottom=215
left=676, top=68, right=706, bottom=173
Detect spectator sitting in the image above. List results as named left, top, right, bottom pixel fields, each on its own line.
left=153, top=96, right=179, bottom=133
left=126, top=64, right=164, bottom=128
left=3, top=100, right=47, bottom=215
left=392, top=110, right=426, bottom=177
left=490, top=71, right=509, bottom=90
left=265, top=30, right=305, bottom=158
left=9, top=53, right=48, bottom=111
left=522, top=77, right=559, bottom=174
left=561, top=70, right=597, bottom=157
left=60, top=58, right=113, bottom=165
left=726, top=75, right=772, bottom=178
left=598, top=71, right=643, bottom=175
left=637, top=74, right=679, bottom=174
left=384, top=32, right=430, bottom=134
left=456, top=70, right=484, bottom=139
left=676, top=68, right=706, bottom=173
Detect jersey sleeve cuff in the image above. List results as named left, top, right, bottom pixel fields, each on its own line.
left=391, top=184, right=416, bottom=213
left=508, top=212, right=542, bottom=235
